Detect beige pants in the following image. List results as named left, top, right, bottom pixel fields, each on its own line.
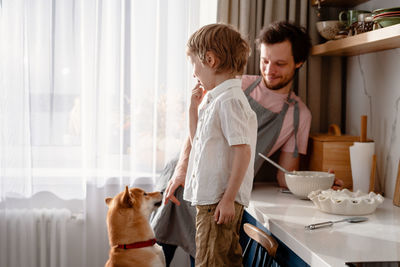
left=195, top=202, right=244, bottom=267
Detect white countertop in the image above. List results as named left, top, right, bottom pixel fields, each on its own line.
left=246, top=183, right=400, bottom=267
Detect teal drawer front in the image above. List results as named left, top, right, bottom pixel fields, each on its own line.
left=240, top=210, right=309, bottom=267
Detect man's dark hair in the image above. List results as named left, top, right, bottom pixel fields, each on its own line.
left=256, top=21, right=311, bottom=64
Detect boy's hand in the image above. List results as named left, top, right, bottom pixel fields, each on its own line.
left=164, top=172, right=186, bottom=206
left=190, top=83, right=205, bottom=110
left=214, top=198, right=235, bottom=225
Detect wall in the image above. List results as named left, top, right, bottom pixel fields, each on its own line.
left=346, top=0, right=400, bottom=198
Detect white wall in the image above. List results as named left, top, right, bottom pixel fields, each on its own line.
left=346, top=0, right=400, bottom=198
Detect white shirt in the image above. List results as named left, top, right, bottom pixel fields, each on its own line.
left=183, top=79, right=257, bottom=207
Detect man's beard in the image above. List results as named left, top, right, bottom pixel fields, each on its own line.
left=264, top=76, right=293, bottom=90
left=263, top=70, right=297, bottom=91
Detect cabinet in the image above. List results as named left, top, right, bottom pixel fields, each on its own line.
left=240, top=211, right=308, bottom=267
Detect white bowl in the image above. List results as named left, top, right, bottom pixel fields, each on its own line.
left=308, top=189, right=384, bottom=215
left=316, top=20, right=343, bottom=40
left=285, top=171, right=335, bottom=199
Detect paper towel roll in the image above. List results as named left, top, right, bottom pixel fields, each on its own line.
left=349, top=142, right=375, bottom=193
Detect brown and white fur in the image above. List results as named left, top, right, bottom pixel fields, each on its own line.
left=105, top=186, right=165, bottom=267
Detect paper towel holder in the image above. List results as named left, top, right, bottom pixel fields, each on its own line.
left=350, top=115, right=375, bottom=193
left=369, top=154, right=376, bottom=193
left=393, top=160, right=400, bottom=207
left=358, top=115, right=373, bottom=143
left=360, top=115, right=368, bottom=142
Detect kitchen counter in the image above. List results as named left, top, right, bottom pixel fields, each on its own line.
left=246, top=183, right=400, bottom=267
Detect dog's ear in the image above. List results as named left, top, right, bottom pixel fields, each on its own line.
left=121, top=185, right=134, bottom=207
left=105, top=197, right=112, bottom=206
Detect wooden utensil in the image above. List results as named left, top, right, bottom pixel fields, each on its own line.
left=393, top=160, right=400, bottom=207
left=369, top=154, right=376, bottom=192
left=360, top=115, right=367, bottom=142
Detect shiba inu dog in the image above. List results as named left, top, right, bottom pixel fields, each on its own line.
left=105, top=186, right=165, bottom=267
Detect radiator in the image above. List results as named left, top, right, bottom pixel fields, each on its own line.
left=0, top=208, right=73, bottom=267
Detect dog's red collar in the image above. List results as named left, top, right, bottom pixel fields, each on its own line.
left=117, top=238, right=157, bottom=250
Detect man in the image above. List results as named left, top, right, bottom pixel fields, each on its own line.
left=151, top=21, right=341, bottom=266
left=240, top=21, right=312, bottom=187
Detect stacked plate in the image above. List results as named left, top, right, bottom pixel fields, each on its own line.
left=373, top=7, right=400, bottom=28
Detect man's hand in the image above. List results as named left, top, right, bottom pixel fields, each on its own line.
left=277, top=151, right=300, bottom=188
left=214, top=198, right=235, bottom=225
left=328, top=169, right=344, bottom=190
left=164, top=173, right=186, bottom=206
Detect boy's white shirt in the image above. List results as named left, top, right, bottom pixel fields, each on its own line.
left=183, top=79, right=257, bottom=207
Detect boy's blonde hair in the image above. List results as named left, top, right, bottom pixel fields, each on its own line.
left=187, top=23, right=250, bottom=75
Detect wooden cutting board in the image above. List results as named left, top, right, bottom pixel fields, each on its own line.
left=309, top=121, right=375, bottom=190
left=309, top=124, right=372, bottom=189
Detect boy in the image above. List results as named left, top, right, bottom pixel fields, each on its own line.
left=183, top=23, right=257, bottom=267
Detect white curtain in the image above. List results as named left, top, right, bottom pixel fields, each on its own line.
left=0, top=0, right=217, bottom=197
left=0, top=0, right=216, bottom=266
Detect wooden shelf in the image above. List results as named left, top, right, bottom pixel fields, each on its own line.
left=311, top=23, right=400, bottom=56
left=310, top=0, right=369, bottom=8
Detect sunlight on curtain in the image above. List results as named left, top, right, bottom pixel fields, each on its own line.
left=0, top=0, right=217, bottom=200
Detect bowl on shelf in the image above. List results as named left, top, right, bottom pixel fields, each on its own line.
left=372, top=7, right=400, bottom=15
left=316, top=20, right=344, bottom=40
left=285, top=171, right=335, bottom=199
left=374, top=17, right=400, bottom=28
left=372, top=7, right=400, bottom=28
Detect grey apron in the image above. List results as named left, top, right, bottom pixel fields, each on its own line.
left=151, top=76, right=300, bottom=257
left=245, top=76, right=300, bottom=174
left=150, top=158, right=197, bottom=257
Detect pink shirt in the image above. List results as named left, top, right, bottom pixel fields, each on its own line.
left=241, top=75, right=311, bottom=156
